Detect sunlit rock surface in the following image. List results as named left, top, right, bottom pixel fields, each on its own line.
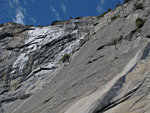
left=1, top=0, right=150, bottom=113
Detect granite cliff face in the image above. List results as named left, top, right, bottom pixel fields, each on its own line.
left=1, top=0, right=150, bottom=113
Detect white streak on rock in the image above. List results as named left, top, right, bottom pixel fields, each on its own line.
left=13, top=53, right=29, bottom=73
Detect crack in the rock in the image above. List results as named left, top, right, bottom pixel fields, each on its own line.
left=96, top=45, right=105, bottom=51
left=6, top=42, right=37, bottom=50
left=98, top=76, right=147, bottom=113
left=146, top=35, right=150, bottom=39
left=49, top=96, right=76, bottom=110
left=0, top=33, right=14, bottom=40
left=124, top=29, right=137, bottom=41
left=87, top=55, right=104, bottom=64
left=1, top=94, right=31, bottom=104
left=43, top=96, right=53, bottom=104
left=129, top=95, right=146, bottom=112
left=96, top=36, right=123, bottom=52
left=143, top=107, right=150, bottom=113
left=25, top=67, right=56, bottom=81
left=141, top=42, right=150, bottom=59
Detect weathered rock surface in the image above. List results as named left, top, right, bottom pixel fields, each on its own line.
left=1, top=0, right=150, bottom=113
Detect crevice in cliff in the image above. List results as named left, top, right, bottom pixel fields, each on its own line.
left=146, top=35, right=150, bottom=39
left=87, top=55, right=104, bottom=64
left=141, top=42, right=150, bottom=59
left=43, top=96, right=53, bottom=104
left=44, top=34, right=76, bottom=48
left=0, top=33, right=14, bottom=40
left=96, top=45, right=105, bottom=51
left=99, top=76, right=147, bottom=113
left=1, top=93, right=31, bottom=104
left=124, top=29, right=137, bottom=41
left=6, top=42, right=37, bottom=51
left=89, top=49, right=144, bottom=113
left=129, top=95, right=145, bottom=111
left=96, top=36, right=123, bottom=51
left=25, top=67, right=56, bottom=80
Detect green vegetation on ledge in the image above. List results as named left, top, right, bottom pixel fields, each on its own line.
left=61, top=53, right=70, bottom=63
left=134, top=3, right=144, bottom=10
left=136, top=18, right=144, bottom=28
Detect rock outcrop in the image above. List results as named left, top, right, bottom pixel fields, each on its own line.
left=1, top=0, right=150, bottom=113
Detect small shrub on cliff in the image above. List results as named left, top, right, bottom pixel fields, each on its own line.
left=134, top=3, right=144, bottom=10
left=136, top=18, right=144, bottom=28
left=98, top=12, right=107, bottom=18
left=111, top=15, right=119, bottom=21
left=61, top=53, right=70, bottom=63
left=38, top=25, right=44, bottom=27
left=70, top=17, right=73, bottom=19
left=111, top=38, right=118, bottom=49
left=98, top=8, right=112, bottom=18
left=124, top=0, right=131, bottom=3
left=116, top=4, right=120, bottom=7
left=75, top=16, right=83, bottom=19
left=107, top=8, right=112, bottom=12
